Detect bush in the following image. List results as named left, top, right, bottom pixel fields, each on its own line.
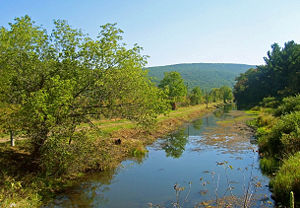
left=256, top=127, right=271, bottom=137
left=275, top=94, right=300, bottom=116
left=250, top=106, right=261, bottom=111
left=257, top=134, right=278, bottom=156
left=40, top=131, right=96, bottom=176
left=260, top=96, right=280, bottom=108
left=270, top=111, right=300, bottom=155
left=249, top=112, right=276, bottom=130
left=271, top=152, right=300, bottom=204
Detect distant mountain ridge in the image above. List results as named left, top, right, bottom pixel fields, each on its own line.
left=147, top=63, right=255, bottom=90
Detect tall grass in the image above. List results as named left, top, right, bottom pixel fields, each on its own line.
left=270, top=152, right=300, bottom=203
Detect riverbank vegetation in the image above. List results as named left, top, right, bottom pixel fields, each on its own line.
left=0, top=103, right=220, bottom=207
left=0, top=16, right=233, bottom=207
left=234, top=41, right=300, bottom=206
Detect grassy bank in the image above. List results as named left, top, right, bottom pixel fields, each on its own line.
left=247, top=95, right=300, bottom=206
left=0, top=103, right=220, bottom=208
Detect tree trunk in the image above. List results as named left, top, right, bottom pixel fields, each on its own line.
left=171, top=102, right=176, bottom=110
left=10, top=130, right=15, bottom=147
left=31, top=128, right=49, bottom=157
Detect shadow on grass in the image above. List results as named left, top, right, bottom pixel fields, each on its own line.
left=0, top=142, right=38, bottom=179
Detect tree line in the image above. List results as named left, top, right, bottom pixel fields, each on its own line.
left=234, top=41, right=300, bottom=108
left=158, top=71, right=233, bottom=110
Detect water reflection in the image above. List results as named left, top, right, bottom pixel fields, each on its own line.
left=224, top=103, right=235, bottom=112
left=213, top=103, right=235, bottom=118
left=192, top=118, right=203, bottom=130
left=46, top=106, right=273, bottom=208
left=161, top=129, right=188, bottom=158
left=213, top=109, right=224, bottom=118
left=46, top=168, right=118, bottom=207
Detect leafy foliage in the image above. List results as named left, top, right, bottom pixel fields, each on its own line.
left=234, top=41, right=300, bottom=108
left=233, top=41, right=300, bottom=205
left=255, top=96, right=300, bottom=157
left=0, top=16, right=168, bottom=173
left=220, top=86, right=233, bottom=103
left=275, top=94, right=300, bottom=116
left=251, top=95, right=300, bottom=205
left=207, top=86, right=233, bottom=103
left=209, top=88, right=222, bottom=102
left=189, top=87, right=203, bottom=105
left=158, top=71, right=187, bottom=109
left=270, top=111, right=300, bottom=155
left=259, top=97, right=280, bottom=108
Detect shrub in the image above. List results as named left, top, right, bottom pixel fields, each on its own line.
left=256, top=127, right=271, bottom=137
left=257, top=134, right=279, bottom=157
left=250, top=106, right=261, bottom=111
left=256, top=114, right=276, bottom=127
left=270, top=111, right=300, bottom=155
left=271, top=152, right=300, bottom=204
left=275, top=94, right=300, bottom=116
left=40, top=131, right=96, bottom=176
left=260, top=96, right=280, bottom=108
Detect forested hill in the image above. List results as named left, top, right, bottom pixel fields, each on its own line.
left=147, top=63, right=255, bottom=90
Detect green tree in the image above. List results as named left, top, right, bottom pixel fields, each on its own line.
left=209, top=88, right=221, bottom=102
left=0, top=103, right=20, bottom=146
left=204, top=90, right=211, bottom=108
left=158, top=71, right=187, bottom=110
left=220, top=86, right=233, bottom=103
left=189, top=86, right=203, bottom=105
left=0, top=16, right=168, bottom=174
left=234, top=41, right=300, bottom=108
left=233, top=68, right=263, bottom=108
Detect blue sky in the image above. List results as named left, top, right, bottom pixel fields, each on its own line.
left=1, top=0, right=300, bottom=66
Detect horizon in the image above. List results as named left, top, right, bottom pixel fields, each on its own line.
left=147, top=61, right=257, bottom=68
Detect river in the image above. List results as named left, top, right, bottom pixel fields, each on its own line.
left=46, top=106, right=273, bottom=208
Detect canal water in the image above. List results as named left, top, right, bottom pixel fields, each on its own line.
left=46, top=107, right=273, bottom=208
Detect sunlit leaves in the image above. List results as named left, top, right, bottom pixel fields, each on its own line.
left=158, top=71, right=187, bottom=109
left=234, top=41, right=300, bottom=108
left=0, top=16, right=168, bottom=174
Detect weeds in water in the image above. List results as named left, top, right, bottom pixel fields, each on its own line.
left=147, top=182, right=192, bottom=208
left=172, top=182, right=192, bottom=208
left=196, top=151, right=272, bottom=208
left=148, top=150, right=273, bottom=208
